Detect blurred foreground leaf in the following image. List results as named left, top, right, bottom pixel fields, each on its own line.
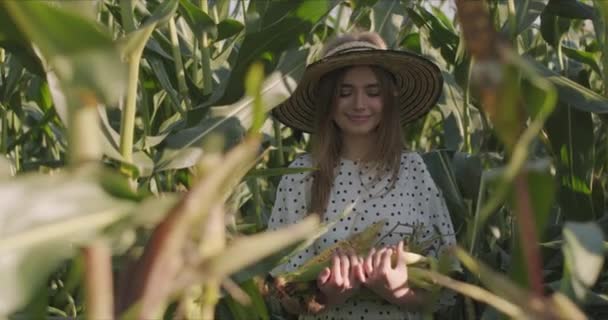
left=0, top=166, right=135, bottom=316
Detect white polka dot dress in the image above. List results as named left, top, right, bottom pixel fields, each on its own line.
left=268, top=152, right=457, bottom=320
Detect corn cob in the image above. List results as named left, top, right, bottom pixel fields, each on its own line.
left=278, top=219, right=433, bottom=284
left=279, top=219, right=385, bottom=283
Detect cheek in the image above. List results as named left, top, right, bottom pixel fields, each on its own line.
left=332, top=98, right=349, bottom=118
left=335, top=97, right=349, bottom=110
left=371, top=98, right=384, bottom=114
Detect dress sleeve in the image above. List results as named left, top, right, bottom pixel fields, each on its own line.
left=413, top=153, right=459, bottom=310
left=410, top=154, right=456, bottom=257
left=267, top=155, right=316, bottom=277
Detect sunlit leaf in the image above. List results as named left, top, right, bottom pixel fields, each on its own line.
left=158, top=48, right=308, bottom=171
left=400, top=32, right=421, bottom=53
left=370, top=0, right=406, bottom=48
left=562, top=222, right=605, bottom=300
left=2, top=1, right=126, bottom=106
left=501, top=0, right=549, bottom=36
left=245, top=62, right=265, bottom=134
left=407, top=5, right=459, bottom=63
left=562, top=45, right=602, bottom=76
left=119, top=0, right=178, bottom=60
left=530, top=59, right=608, bottom=113
left=212, top=0, right=331, bottom=107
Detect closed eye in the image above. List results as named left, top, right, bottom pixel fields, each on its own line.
left=338, top=84, right=380, bottom=97
left=339, top=85, right=353, bottom=97
left=366, top=86, right=380, bottom=96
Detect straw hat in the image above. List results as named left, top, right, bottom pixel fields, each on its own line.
left=272, top=37, right=443, bottom=133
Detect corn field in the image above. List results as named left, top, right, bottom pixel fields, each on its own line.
left=1, top=0, right=608, bottom=319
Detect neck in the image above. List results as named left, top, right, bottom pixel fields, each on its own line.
left=340, top=132, right=378, bottom=161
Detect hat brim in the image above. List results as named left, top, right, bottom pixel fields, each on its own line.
left=272, top=49, right=443, bottom=133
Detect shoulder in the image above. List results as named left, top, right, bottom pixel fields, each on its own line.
left=397, top=151, right=436, bottom=187
left=399, top=151, right=426, bottom=171
left=278, top=153, right=314, bottom=187
left=288, top=153, right=313, bottom=168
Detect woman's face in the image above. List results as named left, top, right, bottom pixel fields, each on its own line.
left=332, top=66, right=383, bottom=137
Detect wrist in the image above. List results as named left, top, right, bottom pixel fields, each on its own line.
left=390, top=286, right=413, bottom=305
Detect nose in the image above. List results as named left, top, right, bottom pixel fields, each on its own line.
left=353, top=91, right=366, bottom=111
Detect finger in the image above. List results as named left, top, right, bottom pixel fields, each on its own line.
left=355, top=257, right=367, bottom=283
left=349, top=251, right=359, bottom=269
left=331, top=252, right=343, bottom=286
left=373, top=248, right=386, bottom=269
left=365, top=248, right=375, bottom=275
left=396, top=240, right=407, bottom=268
left=317, top=267, right=331, bottom=287
left=340, top=252, right=350, bottom=287
left=381, top=248, right=393, bottom=271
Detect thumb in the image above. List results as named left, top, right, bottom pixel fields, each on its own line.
left=317, top=267, right=331, bottom=287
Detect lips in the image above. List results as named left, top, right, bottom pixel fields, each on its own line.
left=347, top=115, right=371, bottom=123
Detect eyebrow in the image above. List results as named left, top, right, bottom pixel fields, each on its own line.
left=340, top=83, right=379, bottom=88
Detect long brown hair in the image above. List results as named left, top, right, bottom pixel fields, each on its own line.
left=309, top=32, right=405, bottom=217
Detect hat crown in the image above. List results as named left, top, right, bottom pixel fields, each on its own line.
left=322, top=41, right=381, bottom=58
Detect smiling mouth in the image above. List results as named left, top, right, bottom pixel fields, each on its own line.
left=347, top=115, right=371, bottom=122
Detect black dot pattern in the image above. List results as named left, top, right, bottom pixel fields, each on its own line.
left=268, top=153, right=458, bottom=319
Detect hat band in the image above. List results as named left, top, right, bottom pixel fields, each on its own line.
left=323, top=41, right=380, bottom=57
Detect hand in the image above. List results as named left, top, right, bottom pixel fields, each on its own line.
left=316, top=248, right=366, bottom=306
left=363, top=241, right=412, bottom=305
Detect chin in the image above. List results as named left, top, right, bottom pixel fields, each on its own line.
left=342, top=127, right=377, bottom=136
left=333, top=118, right=380, bottom=136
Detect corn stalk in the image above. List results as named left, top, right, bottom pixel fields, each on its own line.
left=169, top=16, right=191, bottom=111
left=455, top=0, right=544, bottom=297
left=199, top=0, right=213, bottom=95
left=118, top=1, right=140, bottom=168
left=64, top=89, right=114, bottom=319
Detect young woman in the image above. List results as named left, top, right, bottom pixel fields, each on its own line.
left=268, top=32, right=457, bottom=320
